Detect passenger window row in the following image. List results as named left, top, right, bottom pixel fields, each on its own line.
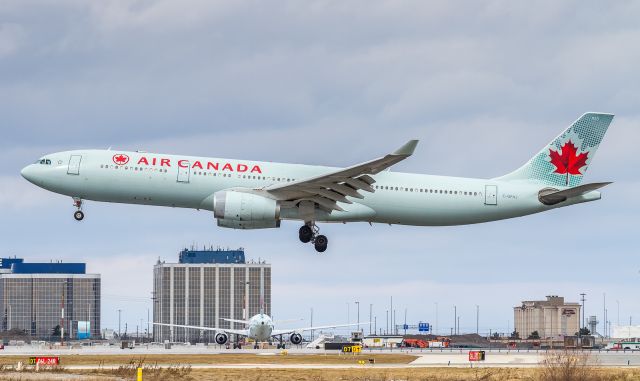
left=374, top=185, right=480, bottom=197
left=100, top=164, right=168, bottom=173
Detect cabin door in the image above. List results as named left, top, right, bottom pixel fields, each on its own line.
left=484, top=185, right=497, bottom=205
left=67, top=155, right=82, bottom=175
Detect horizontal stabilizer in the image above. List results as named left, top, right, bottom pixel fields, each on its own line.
left=539, top=182, right=612, bottom=205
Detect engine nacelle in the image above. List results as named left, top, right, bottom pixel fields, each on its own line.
left=214, top=190, right=280, bottom=229
left=289, top=333, right=303, bottom=345
left=215, top=332, right=228, bottom=345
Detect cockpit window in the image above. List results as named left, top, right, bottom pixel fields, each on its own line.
left=36, top=159, right=52, bottom=165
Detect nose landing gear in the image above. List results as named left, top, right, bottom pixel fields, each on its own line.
left=73, top=198, right=84, bottom=221
left=299, top=222, right=328, bottom=253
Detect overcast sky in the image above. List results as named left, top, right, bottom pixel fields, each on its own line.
left=1, top=1, right=639, bottom=337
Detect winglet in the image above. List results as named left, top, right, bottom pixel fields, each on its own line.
left=393, top=140, right=419, bottom=156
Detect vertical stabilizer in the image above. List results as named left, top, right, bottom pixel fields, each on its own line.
left=495, top=112, right=614, bottom=187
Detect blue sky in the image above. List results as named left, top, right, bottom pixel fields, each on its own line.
left=0, top=1, right=638, bottom=336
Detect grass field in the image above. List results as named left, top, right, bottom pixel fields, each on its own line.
left=0, top=353, right=416, bottom=366
left=184, top=368, right=640, bottom=381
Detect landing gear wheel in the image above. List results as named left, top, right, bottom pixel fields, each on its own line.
left=254, top=344, right=259, bottom=349
left=314, top=235, right=328, bottom=253
left=74, top=211, right=84, bottom=221
left=299, top=225, right=313, bottom=243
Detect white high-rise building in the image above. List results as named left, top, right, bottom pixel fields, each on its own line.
left=153, top=248, right=271, bottom=343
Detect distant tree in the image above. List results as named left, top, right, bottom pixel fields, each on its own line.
left=510, top=330, right=520, bottom=339
left=528, top=331, right=540, bottom=340
left=51, top=325, right=61, bottom=337
left=491, top=332, right=500, bottom=340
left=576, top=327, right=590, bottom=336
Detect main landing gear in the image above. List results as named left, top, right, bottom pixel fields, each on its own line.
left=299, top=223, right=328, bottom=253
left=73, top=198, right=84, bottom=221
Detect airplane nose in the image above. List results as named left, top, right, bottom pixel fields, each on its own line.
left=21, top=165, right=35, bottom=183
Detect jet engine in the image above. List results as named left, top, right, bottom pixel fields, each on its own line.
left=289, top=333, right=303, bottom=345
left=213, top=190, right=280, bottom=229
left=215, top=332, right=229, bottom=345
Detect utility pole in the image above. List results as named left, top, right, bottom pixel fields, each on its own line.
left=393, top=310, right=396, bottom=335
left=602, top=292, right=607, bottom=337
left=390, top=296, right=393, bottom=334
left=580, top=293, right=586, bottom=335
left=476, top=305, right=479, bottom=335
left=403, top=308, right=407, bottom=336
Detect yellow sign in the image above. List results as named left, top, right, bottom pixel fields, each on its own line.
left=342, top=345, right=362, bottom=353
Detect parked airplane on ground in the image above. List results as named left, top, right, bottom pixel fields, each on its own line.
left=152, top=313, right=363, bottom=349
left=21, top=112, right=614, bottom=252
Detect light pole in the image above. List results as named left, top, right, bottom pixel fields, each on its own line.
left=453, top=305, right=457, bottom=336
left=369, top=304, right=372, bottom=335
left=386, top=310, right=389, bottom=335
left=355, top=301, right=360, bottom=332
left=118, top=309, right=122, bottom=338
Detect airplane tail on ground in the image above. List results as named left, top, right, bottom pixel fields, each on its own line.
left=495, top=112, right=614, bottom=187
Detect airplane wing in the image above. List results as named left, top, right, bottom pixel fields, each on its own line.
left=271, top=322, right=367, bottom=337
left=151, top=322, right=246, bottom=336
left=266, top=140, right=419, bottom=212
left=222, top=318, right=250, bottom=325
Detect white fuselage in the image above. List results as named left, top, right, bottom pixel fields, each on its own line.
left=245, top=314, right=274, bottom=342
left=21, top=149, right=600, bottom=226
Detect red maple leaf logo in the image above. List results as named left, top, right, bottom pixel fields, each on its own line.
left=112, top=154, right=129, bottom=165
left=549, top=140, right=588, bottom=183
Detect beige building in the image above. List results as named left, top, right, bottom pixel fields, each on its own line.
left=513, top=296, right=581, bottom=339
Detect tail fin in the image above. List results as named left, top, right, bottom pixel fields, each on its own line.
left=495, top=112, right=614, bottom=187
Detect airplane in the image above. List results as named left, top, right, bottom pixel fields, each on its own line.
left=152, top=312, right=364, bottom=349
left=21, top=112, right=614, bottom=253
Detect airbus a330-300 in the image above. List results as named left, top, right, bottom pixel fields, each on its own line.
left=21, top=112, right=614, bottom=252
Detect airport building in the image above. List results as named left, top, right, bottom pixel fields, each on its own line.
left=0, top=257, right=101, bottom=339
left=513, top=295, right=581, bottom=339
left=153, top=247, right=271, bottom=343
